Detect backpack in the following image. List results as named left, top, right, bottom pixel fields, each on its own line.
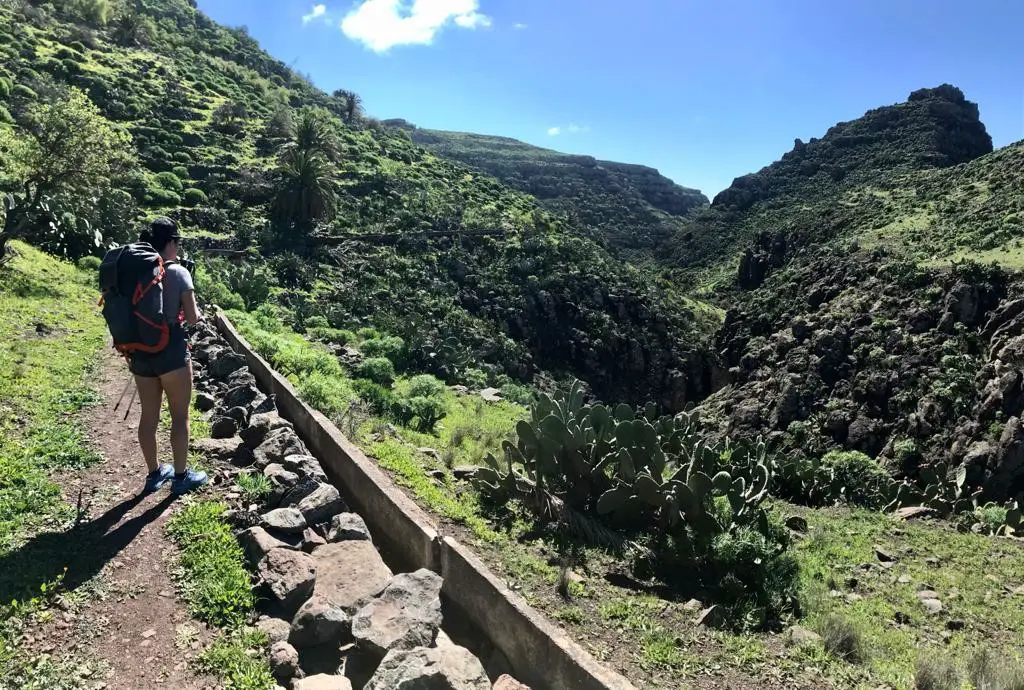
left=98, top=242, right=171, bottom=355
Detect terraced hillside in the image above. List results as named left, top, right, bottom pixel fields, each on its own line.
left=0, top=0, right=719, bottom=411
left=391, top=122, right=709, bottom=261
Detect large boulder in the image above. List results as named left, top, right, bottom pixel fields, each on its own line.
left=311, top=541, right=392, bottom=613
left=352, top=569, right=443, bottom=658
left=265, top=464, right=301, bottom=507
left=255, top=428, right=309, bottom=468
left=210, top=350, right=247, bottom=379
left=262, top=508, right=307, bottom=534
left=242, top=412, right=293, bottom=449
left=211, top=416, right=238, bottom=439
left=290, top=595, right=351, bottom=648
left=363, top=645, right=490, bottom=690
left=239, top=526, right=298, bottom=566
left=256, top=616, right=292, bottom=645
left=295, top=483, right=346, bottom=525
left=283, top=454, right=328, bottom=481
left=225, top=383, right=261, bottom=409
left=327, top=513, right=371, bottom=542
left=270, top=640, right=301, bottom=682
left=190, top=437, right=245, bottom=462
left=258, top=548, right=317, bottom=615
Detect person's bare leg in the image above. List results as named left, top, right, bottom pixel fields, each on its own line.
left=160, top=363, right=193, bottom=474
left=135, top=375, right=164, bottom=474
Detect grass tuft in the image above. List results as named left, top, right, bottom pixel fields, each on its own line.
left=914, top=655, right=961, bottom=690
left=235, top=472, right=271, bottom=502
left=195, top=628, right=274, bottom=690
left=166, top=500, right=254, bottom=628
left=969, top=648, right=1024, bottom=690
left=818, top=614, right=865, bottom=663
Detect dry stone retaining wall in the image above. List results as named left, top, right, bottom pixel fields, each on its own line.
left=188, top=320, right=511, bottom=689
left=206, top=313, right=637, bottom=690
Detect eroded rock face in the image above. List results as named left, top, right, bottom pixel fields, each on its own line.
left=351, top=569, right=443, bottom=658
left=311, top=541, right=392, bottom=614
left=257, top=548, right=317, bottom=615
left=363, top=645, right=490, bottom=690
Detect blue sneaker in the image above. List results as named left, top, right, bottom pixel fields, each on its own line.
left=144, top=464, right=174, bottom=493
left=171, top=468, right=209, bottom=496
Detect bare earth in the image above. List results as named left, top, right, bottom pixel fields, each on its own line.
left=20, top=348, right=215, bottom=689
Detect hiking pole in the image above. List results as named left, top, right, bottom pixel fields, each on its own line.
left=113, top=377, right=134, bottom=413
left=123, top=385, right=137, bottom=421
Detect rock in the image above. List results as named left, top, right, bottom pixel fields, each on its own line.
left=302, top=527, right=327, bottom=553
left=252, top=394, right=277, bottom=415
left=269, top=641, right=301, bottom=681
left=293, top=675, right=353, bottom=690
left=290, top=595, right=351, bottom=648
left=254, top=428, right=309, bottom=469
left=874, top=546, right=897, bottom=562
left=988, top=417, right=1024, bottom=500
left=211, top=416, right=239, bottom=439
left=352, top=569, right=443, bottom=658
left=258, top=548, right=317, bottom=615
left=682, top=598, right=702, bottom=612
left=242, top=412, right=293, bottom=449
left=281, top=476, right=324, bottom=509
left=265, top=465, right=301, bottom=506
left=946, top=619, right=966, bottom=631
left=296, top=483, right=346, bottom=525
left=327, top=513, right=371, bottom=542
left=785, top=625, right=822, bottom=648
left=283, top=454, right=328, bottom=481
left=894, top=611, right=912, bottom=625
left=451, top=466, right=478, bottom=481
left=225, top=384, right=261, bottom=409
left=493, top=675, right=531, bottom=690
left=921, top=598, right=944, bottom=615
left=239, top=526, right=298, bottom=566
left=418, top=447, right=440, bottom=460
left=917, top=589, right=940, bottom=600
left=194, top=392, right=217, bottom=412
left=191, top=437, right=245, bottom=461
left=257, top=617, right=293, bottom=644
left=261, top=508, right=307, bottom=534
left=312, top=541, right=392, bottom=613
left=224, top=404, right=247, bottom=425
left=210, top=351, right=247, bottom=379
left=893, top=506, right=937, bottom=521
left=479, top=387, right=502, bottom=402
left=785, top=515, right=809, bottom=532
left=696, top=605, right=722, bottom=627
left=365, top=645, right=490, bottom=690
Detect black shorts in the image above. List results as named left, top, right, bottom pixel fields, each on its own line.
left=129, top=327, right=191, bottom=378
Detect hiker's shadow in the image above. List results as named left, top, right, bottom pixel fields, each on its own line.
left=0, top=491, right=177, bottom=605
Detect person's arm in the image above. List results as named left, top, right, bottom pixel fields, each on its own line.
left=182, top=289, right=202, bottom=326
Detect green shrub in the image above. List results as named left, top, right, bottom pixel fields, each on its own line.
left=183, top=188, right=207, bottom=206
left=820, top=450, right=891, bottom=508
left=154, top=171, right=184, bottom=192
left=408, top=374, right=445, bottom=399
left=171, top=165, right=190, bottom=179
left=145, top=188, right=181, bottom=207
left=353, top=378, right=398, bottom=416
left=405, top=395, right=447, bottom=432
left=358, top=357, right=395, bottom=385
left=304, top=315, right=330, bottom=330
left=76, top=256, right=101, bottom=271
left=0, top=106, right=13, bottom=125
left=356, top=327, right=379, bottom=340
left=69, top=41, right=89, bottom=54
left=462, top=367, right=488, bottom=389
left=361, top=335, right=405, bottom=364
left=307, top=327, right=353, bottom=345
left=172, top=151, right=192, bottom=164
left=500, top=382, right=534, bottom=406
left=11, top=84, right=37, bottom=100
left=297, top=370, right=352, bottom=418
left=0, top=77, right=11, bottom=98
left=60, top=59, right=81, bottom=75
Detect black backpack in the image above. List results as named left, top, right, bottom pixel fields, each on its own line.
left=98, top=243, right=171, bottom=355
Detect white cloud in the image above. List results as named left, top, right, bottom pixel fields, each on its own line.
left=548, top=123, right=590, bottom=136
left=302, top=4, right=327, bottom=24
left=341, top=0, right=493, bottom=52
left=513, top=22, right=527, bottom=29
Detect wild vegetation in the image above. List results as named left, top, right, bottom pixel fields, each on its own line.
left=2, top=0, right=1024, bottom=687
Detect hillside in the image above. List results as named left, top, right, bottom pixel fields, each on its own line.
left=390, top=122, right=709, bottom=260
left=0, top=0, right=719, bottom=411
left=666, top=85, right=995, bottom=283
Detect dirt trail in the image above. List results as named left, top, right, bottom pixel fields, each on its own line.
left=21, top=348, right=215, bottom=689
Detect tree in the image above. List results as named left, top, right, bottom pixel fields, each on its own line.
left=70, top=0, right=114, bottom=25
left=211, top=101, right=248, bottom=135
left=330, top=89, right=363, bottom=125
left=271, top=148, right=337, bottom=243
left=0, top=89, right=135, bottom=259
left=288, top=107, right=339, bottom=161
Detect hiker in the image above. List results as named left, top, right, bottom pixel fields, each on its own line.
left=128, top=218, right=209, bottom=495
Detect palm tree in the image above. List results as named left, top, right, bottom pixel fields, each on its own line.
left=272, top=148, right=337, bottom=240
left=290, top=107, right=339, bottom=161
left=331, top=89, right=363, bottom=125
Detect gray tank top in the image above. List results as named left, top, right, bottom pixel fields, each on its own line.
left=163, top=262, right=194, bottom=323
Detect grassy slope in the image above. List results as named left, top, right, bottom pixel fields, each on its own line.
left=0, top=242, right=108, bottom=684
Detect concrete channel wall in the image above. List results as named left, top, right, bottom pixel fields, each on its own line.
left=215, top=312, right=637, bottom=690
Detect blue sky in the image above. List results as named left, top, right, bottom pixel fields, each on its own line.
left=196, top=0, right=1024, bottom=197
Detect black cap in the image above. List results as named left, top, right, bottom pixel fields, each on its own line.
left=151, top=216, right=181, bottom=239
